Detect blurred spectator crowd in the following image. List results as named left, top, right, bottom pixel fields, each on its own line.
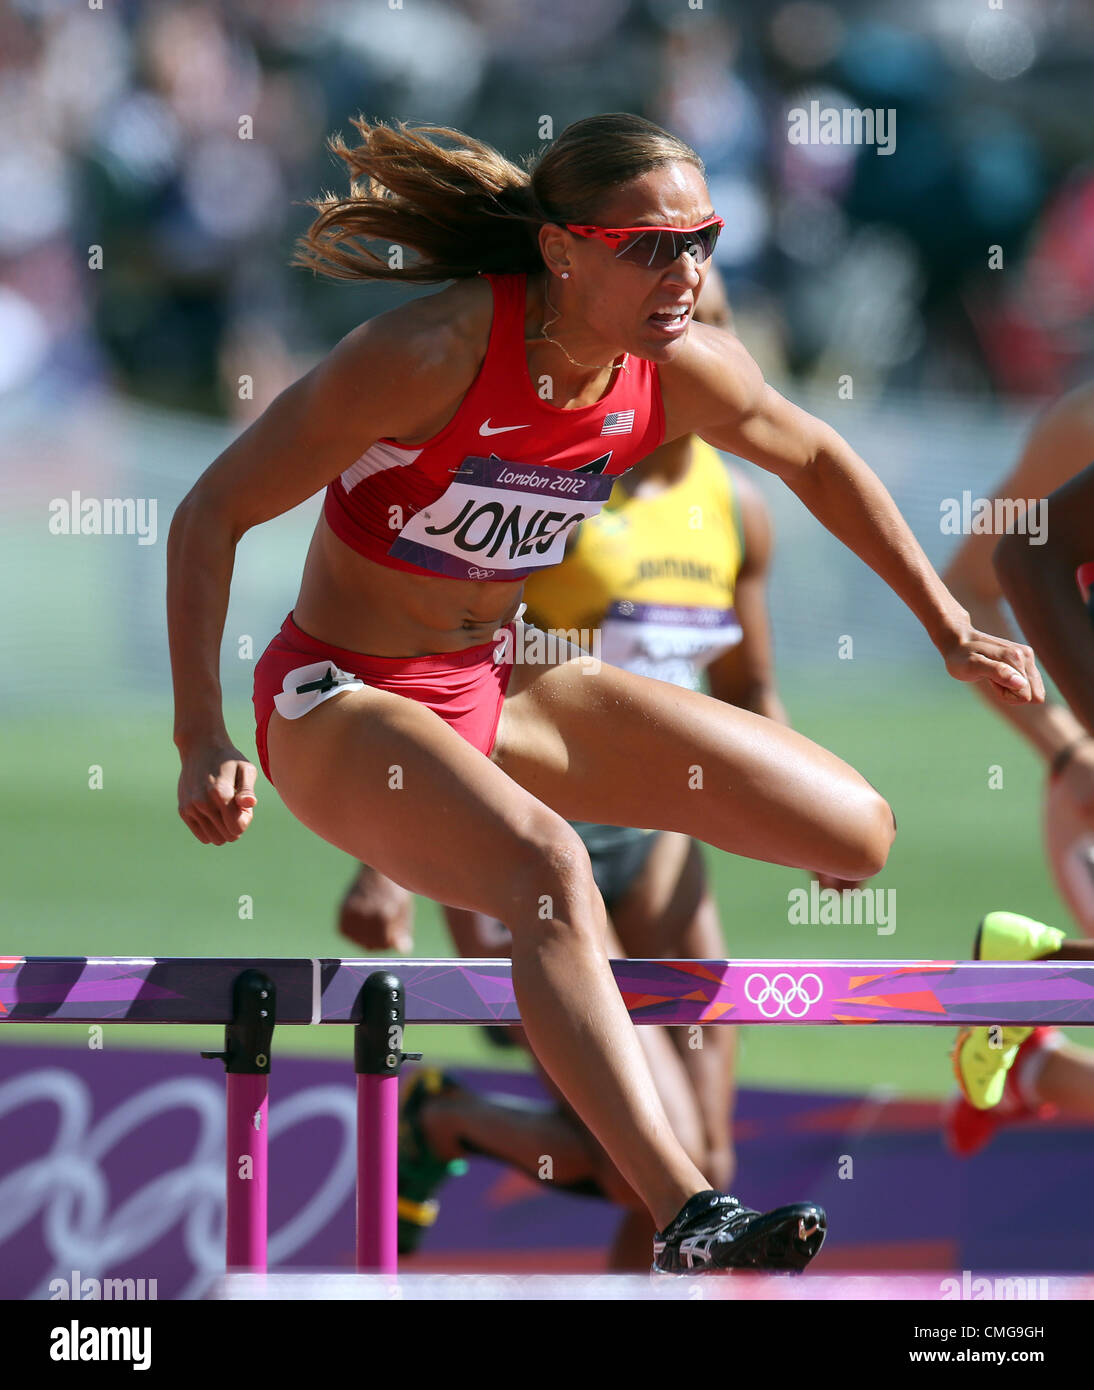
left=2, top=0, right=1093, bottom=419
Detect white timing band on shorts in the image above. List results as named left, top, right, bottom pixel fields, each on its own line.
left=273, top=661, right=366, bottom=720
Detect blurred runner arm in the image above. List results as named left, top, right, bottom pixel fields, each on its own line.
left=995, top=459, right=1094, bottom=741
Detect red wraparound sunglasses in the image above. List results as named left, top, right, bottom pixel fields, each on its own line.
left=565, top=215, right=724, bottom=270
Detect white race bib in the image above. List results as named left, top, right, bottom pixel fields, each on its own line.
left=601, top=601, right=742, bottom=689
left=388, top=454, right=614, bottom=580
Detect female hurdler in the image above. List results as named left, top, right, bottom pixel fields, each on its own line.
left=168, top=114, right=1042, bottom=1273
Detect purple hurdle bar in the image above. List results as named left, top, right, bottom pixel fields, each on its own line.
left=7, top=957, right=1093, bottom=1027
left=4, top=955, right=1094, bottom=1279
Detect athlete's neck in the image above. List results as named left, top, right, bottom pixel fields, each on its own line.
left=524, top=271, right=626, bottom=408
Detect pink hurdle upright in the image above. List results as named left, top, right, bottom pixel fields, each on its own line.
left=200, top=966, right=418, bottom=1274
left=353, top=972, right=417, bottom=1273
left=199, top=969, right=277, bottom=1274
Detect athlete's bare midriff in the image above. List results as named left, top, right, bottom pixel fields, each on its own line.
left=291, top=273, right=691, bottom=658
left=294, top=518, right=528, bottom=655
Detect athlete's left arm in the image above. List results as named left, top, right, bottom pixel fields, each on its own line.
left=684, top=328, right=1044, bottom=703
left=705, top=468, right=788, bottom=724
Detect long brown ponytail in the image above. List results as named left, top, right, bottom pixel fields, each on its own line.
left=293, top=113, right=703, bottom=284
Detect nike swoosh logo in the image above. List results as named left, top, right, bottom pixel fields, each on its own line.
left=479, top=420, right=530, bottom=436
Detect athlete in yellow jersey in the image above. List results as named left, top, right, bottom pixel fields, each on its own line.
left=524, top=433, right=745, bottom=686
left=336, top=272, right=850, bottom=1268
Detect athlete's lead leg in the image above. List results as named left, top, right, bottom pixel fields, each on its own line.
left=495, top=646, right=896, bottom=881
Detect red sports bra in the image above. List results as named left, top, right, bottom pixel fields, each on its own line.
left=322, top=271, right=665, bottom=581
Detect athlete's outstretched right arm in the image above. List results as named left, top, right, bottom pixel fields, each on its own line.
left=167, top=301, right=473, bottom=844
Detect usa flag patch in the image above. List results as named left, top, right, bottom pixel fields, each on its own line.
left=601, top=410, right=635, bottom=436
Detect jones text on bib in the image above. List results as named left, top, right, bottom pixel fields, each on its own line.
left=388, top=454, right=615, bottom=580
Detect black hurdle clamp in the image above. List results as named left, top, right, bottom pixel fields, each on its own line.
left=200, top=968, right=276, bottom=1074
left=354, top=971, right=422, bottom=1075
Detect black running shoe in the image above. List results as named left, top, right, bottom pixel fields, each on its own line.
left=652, top=1190, right=826, bottom=1274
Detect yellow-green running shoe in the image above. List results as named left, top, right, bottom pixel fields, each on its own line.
left=952, top=912, right=1066, bottom=1110
left=973, top=910, right=1066, bottom=962
left=952, top=1025, right=1035, bottom=1109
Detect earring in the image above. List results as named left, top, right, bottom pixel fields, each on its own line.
left=561, top=271, right=570, bottom=279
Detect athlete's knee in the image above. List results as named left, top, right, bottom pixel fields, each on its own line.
left=501, top=816, right=599, bottom=931
left=844, top=788, right=896, bottom=880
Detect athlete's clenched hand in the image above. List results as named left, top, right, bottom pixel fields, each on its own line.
left=177, top=743, right=257, bottom=845
left=938, top=623, right=1045, bottom=705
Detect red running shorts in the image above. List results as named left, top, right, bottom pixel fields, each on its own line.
left=253, top=612, right=517, bottom=787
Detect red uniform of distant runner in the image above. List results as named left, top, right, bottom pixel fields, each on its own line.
left=253, top=271, right=666, bottom=784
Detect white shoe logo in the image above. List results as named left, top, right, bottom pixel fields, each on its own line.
left=479, top=420, right=530, bottom=436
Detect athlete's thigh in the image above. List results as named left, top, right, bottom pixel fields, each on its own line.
left=493, top=650, right=889, bottom=873
left=265, top=686, right=584, bottom=917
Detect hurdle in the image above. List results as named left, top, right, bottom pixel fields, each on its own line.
left=3, top=955, right=1093, bottom=1278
